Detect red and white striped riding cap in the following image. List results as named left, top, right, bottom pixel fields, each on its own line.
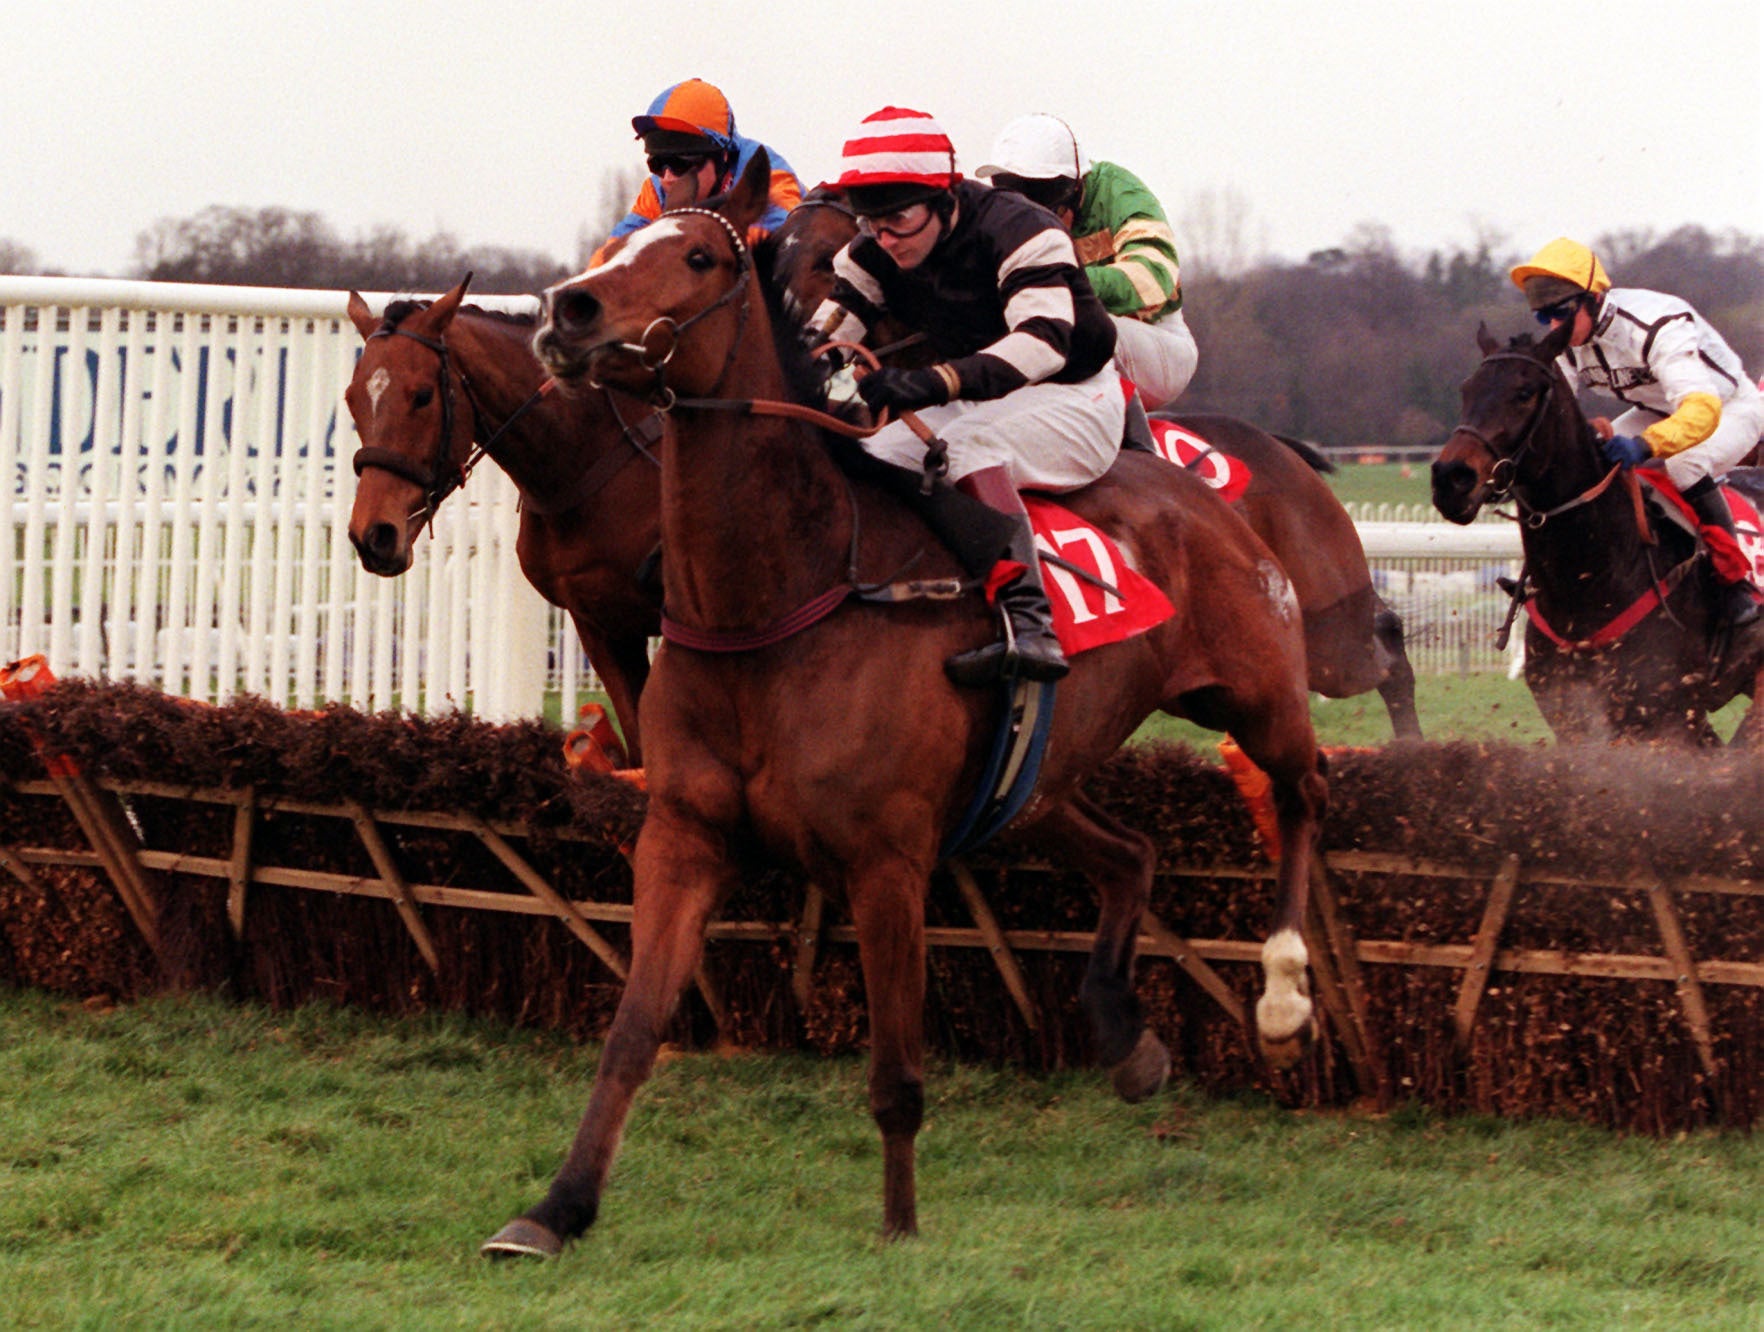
left=835, top=106, right=959, bottom=191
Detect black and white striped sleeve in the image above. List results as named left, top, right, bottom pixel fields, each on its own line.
left=946, top=223, right=1083, bottom=399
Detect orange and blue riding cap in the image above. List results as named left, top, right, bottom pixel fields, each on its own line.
left=632, top=78, right=739, bottom=155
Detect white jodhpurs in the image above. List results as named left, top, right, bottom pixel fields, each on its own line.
left=1618, top=376, right=1764, bottom=489
left=860, top=364, right=1126, bottom=491
left=1111, top=308, right=1198, bottom=410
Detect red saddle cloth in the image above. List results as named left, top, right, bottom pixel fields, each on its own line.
left=1119, top=375, right=1253, bottom=503
left=1145, top=419, right=1253, bottom=503
left=1725, top=488, right=1764, bottom=588
left=1635, top=470, right=1761, bottom=588
left=1022, top=496, right=1176, bottom=656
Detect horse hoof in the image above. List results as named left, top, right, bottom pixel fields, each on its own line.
left=480, top=1217, right=563, bottom=1260
left=1110, top=1028, right=1171, bottom=1104
left=1257, top=1016, right=1318, bottom=1072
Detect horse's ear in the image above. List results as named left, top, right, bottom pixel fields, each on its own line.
left=1475, top=321, right=1501, bottom=358
left=724, top=148, right=771, bottom=235
left=346, top=291, right=379, bottom=341
left=661, top=172, right=701, bottom=210
left=427, top=274, right=473, bottom=330
left=1537, top=315, right=1575, bottom=360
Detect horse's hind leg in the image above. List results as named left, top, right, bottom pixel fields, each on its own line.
left=482, top=813, right=732, bottom=1258
left=1224, top=703, right=1328, bottom=1068
left=1372, top=598, right=1423, bottom=740
left=1025, top=793, right=1169, bottom=1103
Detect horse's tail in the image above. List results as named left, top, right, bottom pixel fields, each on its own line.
left=1271, top=433, right=1337, bottom=475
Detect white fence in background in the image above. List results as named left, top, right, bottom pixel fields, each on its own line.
left=2, top=276, right=1524, bottom=721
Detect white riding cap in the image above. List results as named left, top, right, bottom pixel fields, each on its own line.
left=975, top=113, right=1091, bottom=182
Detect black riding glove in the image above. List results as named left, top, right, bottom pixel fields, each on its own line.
left=857, top=365, right=953, bottom=414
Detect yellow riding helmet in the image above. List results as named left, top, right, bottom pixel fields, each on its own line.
left=1509, top=237, right=1612, bottom=296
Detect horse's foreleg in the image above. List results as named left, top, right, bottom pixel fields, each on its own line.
left=848, top=863, right=930, bottom=1238
left=482, top=817, right=730, bottom=1258
left=1028, top=794, right=1169, bottom=1102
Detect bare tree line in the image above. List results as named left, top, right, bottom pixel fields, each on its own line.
left=2, top=175, right=1759, bottom=452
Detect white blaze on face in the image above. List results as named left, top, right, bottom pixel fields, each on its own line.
left=366, top=367, right=391, bottom=417
left=581, top=217, right=690, bottom=278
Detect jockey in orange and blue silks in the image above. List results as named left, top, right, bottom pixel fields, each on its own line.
left=589, top=78, right=802, bottom=268
left=1513, top=236, right=1764, bottom=627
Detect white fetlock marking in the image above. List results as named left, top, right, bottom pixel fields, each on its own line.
left=1256, top=927, right=1312, bottom=1041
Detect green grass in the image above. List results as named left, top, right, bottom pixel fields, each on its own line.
left=1324, top=460, right=1436, bottom=511
left=5, top=989, right=1764, bottom=1330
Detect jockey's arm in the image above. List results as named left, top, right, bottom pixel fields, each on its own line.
left=1642, top=392, right=1723, bottom=458
left=941, top=227, right=1081, bottom=401
left=1640, top=323, right=1727, bottom=457
left=806, top=246, right=881, bottom=353
left=1082, top=216, right=1182, bottom=320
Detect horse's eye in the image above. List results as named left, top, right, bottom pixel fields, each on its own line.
left=687, top=248, right=715, bottom=272
left=413, top=386, right=435, bottom=409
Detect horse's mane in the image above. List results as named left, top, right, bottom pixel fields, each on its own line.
left=749, top=237, right=835, bottom=411
left=379, top=297, right=538, bottom=330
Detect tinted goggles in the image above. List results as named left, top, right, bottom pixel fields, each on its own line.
left=1533, top=297, right=1582, bottom=327
left=647, top=153, right=713, bottom=178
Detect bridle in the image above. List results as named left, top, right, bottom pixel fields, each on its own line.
left=351, top=318, right=580, bottom=529
left=586, top=206, right=755, bottom=409
left=1447, top=349, right=1621, bottom=529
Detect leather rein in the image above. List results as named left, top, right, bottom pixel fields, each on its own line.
left=588, top=206, right=956, bottom=653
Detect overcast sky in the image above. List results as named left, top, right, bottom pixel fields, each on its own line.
left=5, top=0, right=1760, bottom=282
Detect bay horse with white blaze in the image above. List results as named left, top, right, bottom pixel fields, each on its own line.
left=343, top=281, right=662, bottom=761
left=479, top=153, right=1328, bottom=1257
left=771, top=188, right=1422, bottom=739
left=1431, top=321, right=1764, bottom=745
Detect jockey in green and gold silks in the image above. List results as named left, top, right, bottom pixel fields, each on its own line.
left=977, top=113, right=1194, bottom=409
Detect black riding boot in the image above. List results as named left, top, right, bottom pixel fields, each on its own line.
left=1684, top=477, right=1760, bottom=628
left=942, top=466, right=1069, bottom=686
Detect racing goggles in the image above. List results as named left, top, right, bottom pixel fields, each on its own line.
left=647, top=153, right=714, bottom=178
left=855, top=202, right=937, bottom=242
left=1534, top=297, right=1583, bottom=327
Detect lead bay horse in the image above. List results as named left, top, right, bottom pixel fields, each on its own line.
left=480, top=153, right=1328, bottom=1257
left=343, top=282, right=662, bottom=761
left=1431, top=322, right=1764, bottom=745
left=771, top=189, right=1422, bottom=739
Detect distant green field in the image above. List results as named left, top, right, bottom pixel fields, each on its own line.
left=1322, top=460, right=1434, bottom=510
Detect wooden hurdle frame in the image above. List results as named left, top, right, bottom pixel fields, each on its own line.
left=5, top=767, right=1758, bottom=1111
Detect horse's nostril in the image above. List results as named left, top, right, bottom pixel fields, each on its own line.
left=359, top=522, right=400, bottom=563
left=554, top=288, right=600, bottom=332
left=1430, top=460, right=1468, bottom=494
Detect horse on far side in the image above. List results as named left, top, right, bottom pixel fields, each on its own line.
left=1432, top=322, right=1764, bottom=745
left=769, top=188, right=1423, bottom=740
left=343, top=281, right=663, bottom=762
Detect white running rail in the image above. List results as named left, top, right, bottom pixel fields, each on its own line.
left=2, top=276, right=1525, bottom=720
